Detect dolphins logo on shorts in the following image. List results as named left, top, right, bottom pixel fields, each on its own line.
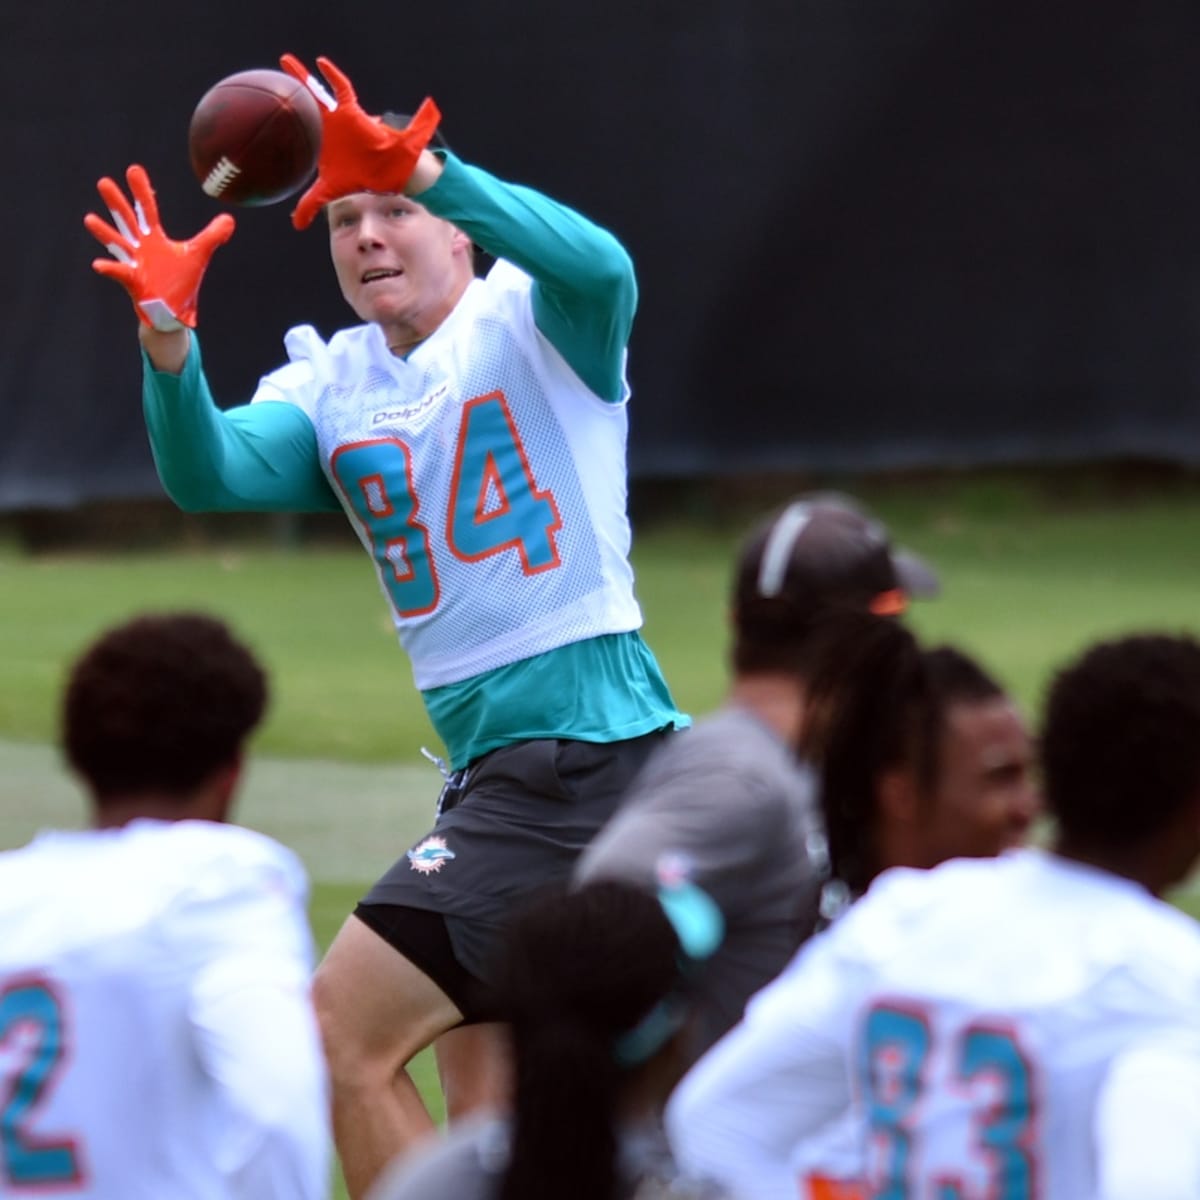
left=408, top=835, right=456, bottom=875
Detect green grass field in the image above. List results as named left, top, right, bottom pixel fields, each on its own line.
left=7, top=470, right=1200, bottom=758
left=3, top=470, right=1200, bottom=1196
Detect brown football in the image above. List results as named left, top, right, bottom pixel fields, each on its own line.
left=188, top=69, right=322, bottom=207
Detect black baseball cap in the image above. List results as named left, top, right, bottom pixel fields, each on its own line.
left=733, top=493, right=939, bottom=622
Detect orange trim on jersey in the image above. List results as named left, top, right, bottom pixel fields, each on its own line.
left=330, top=437, right=441, bottom=619
left=446, top=390, right=563, bottom=575
left=358, top=472, right=395, bottom=518
left=475, top=455, right=514, bottom=523
left=806, top=1175, right=866, bottom=1200
left=869, top=588, right=908, bottom=615
left=382, top=536, right=417, bottom=584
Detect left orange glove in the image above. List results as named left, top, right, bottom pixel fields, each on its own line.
left=84, top=165, right=235, bottom=331
left=279, top=54, right=441, bottom=230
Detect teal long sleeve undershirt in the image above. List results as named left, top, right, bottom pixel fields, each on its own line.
left=142, top=337, right=341, bottom=513
left=419, top=151, right=637, bottom=403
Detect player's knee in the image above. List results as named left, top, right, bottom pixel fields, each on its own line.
left=312, top=962, right=382, bottom=1085
left=312, top=953, right=440, bottom=1094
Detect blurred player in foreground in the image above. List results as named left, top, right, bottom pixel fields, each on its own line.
left=0, top=613, right=328, bottom=1199
left=669, top=633, right=1200, bottom=1200
left=367, top=880, right=728, bottom=1200
left=85, top=53, right=685, bottom=1194
left=775, top=613, right=1038, bottom=1197
left=576, top=497, right=1035, bottom=1067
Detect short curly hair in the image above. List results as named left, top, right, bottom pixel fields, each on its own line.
left=62, top=612, right=268, bottom=804
left=1041, top=633, right=1200, bottom=848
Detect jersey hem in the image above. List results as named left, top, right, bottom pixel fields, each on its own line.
left=451, top=712, right=690, bottom=772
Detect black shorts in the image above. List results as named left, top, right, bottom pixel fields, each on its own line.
left=360, top=731, right=671, bottom=1008
left=354, top=902, right=502, bottom=1025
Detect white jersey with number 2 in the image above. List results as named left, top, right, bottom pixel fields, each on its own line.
left=669, top=849, right=1200, bottom=1200
left=0, top=820, right=329, bottom=1200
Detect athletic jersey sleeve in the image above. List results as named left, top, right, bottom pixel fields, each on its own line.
left=666, top=932, right=858, bottom=1200
left=416, top=152, right=636, bottom=403
left=142, top=334, right=342, bottom=513
left=168, top=842, right=330, bottom=1200
left=1094, top=1034, right=1200, bottom=1200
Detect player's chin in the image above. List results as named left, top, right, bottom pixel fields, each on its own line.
left=358, top=282, right=414, bottom=323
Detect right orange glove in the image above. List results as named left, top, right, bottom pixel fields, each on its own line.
left=279, top=54, right=442, bottom=230
left=84, top=165, right=234, bottom=331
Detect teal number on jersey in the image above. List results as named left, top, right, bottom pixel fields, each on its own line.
left=448, top=392, right=561, bottom=573
left=861, top=1006, right=928, bottom=1200
left=862, top=1004, right=1036, bottom=1199
left=331, top=439, right=440, bottom=617
left=956, top=1025, right=1037, bottom=1198
left=332, top=395, right=562, bottom=620
left=0, top=980, right=83, bottom=1187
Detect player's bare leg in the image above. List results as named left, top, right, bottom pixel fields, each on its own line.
left=313, top=915, right=462, bottom=1200
left=434, top=1023, right=511, bottom=1122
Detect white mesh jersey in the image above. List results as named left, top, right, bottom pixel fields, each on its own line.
left=0, top=820, right=328, bottom=1200
left=252, top=260, right=642, bottom=690
left=669, top=849, right=1200, bottom=1200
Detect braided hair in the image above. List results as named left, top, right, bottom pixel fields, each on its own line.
left=799, top=610, right=940, bottom=896
left=494, top=881, right=685, bottom=1200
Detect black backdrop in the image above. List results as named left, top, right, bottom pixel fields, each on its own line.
left=5, top=0, right=1200, bottom=509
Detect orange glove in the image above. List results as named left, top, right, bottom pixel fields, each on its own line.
left=84, top=165, right=234, bottom=331
left=279, top=54, right=442, bottom=231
